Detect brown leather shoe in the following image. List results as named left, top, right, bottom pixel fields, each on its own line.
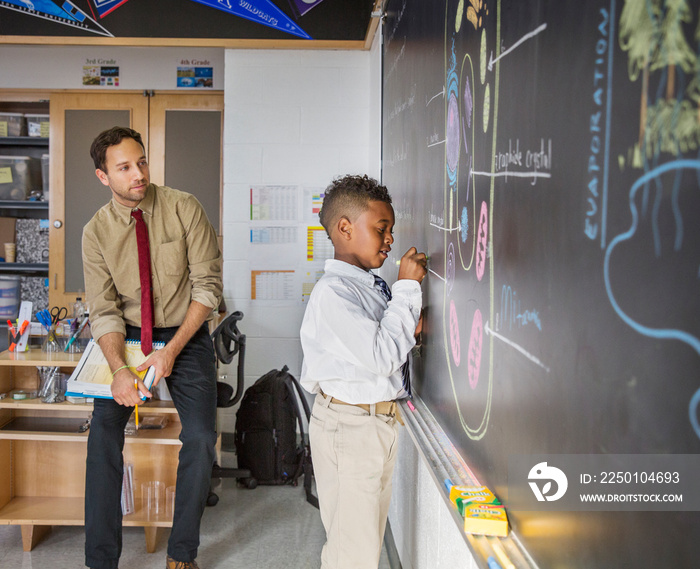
left=166, top=555, right=200, bottom=569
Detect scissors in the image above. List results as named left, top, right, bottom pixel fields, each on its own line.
left=50, top=306, right=67, bottom=325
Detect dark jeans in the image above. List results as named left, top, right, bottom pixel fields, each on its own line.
left=85, top=324, right=217, bottom=569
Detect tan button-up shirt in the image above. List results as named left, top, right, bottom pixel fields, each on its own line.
left=82, top=184, right=223, bottom=342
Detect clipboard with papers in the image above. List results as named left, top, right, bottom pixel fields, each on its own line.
left=65, top=339, right=164, bottom=400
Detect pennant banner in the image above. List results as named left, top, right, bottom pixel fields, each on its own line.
left=288, top=0, right=327, bottom=18
left=0, top=0, right=113, bottom=36
left=190, top=0, right=312, bottom=39
left=90, top=0, right=131, bottom=19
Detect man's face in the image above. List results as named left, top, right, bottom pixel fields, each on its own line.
left=95, top=137, right=150, bottom=208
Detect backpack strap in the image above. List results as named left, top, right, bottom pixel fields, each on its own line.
left=281, top=366, right=319, bottom=508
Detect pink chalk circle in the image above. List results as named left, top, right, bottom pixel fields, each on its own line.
left=467, top=308, right=483, bottom=390
left=449, top=299, right=461, bottom=366
left=475, top=201, right=488, bottom=281
left=446, top=92, right=460, bottom=174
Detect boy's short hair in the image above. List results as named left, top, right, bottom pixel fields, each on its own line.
left=90, top=126, right=145, bottom=172
left=320, top=175, right=392, bottom=238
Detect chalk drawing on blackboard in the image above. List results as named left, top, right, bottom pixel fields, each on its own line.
left=467, top=307, right=484, bottom=389
left=455, top=0, right=464, bottom=33
left=475, top=200, right=488, bottom=281
left=438, top=1, right=553, bottom=440
left=0, top=0, right=113, bottom=36
left=484, top=321, right=550, bottom=373
left=446, top=242, right=456, bottom=293
left=465, top=0, right=488, bottom=31
left=461, top=207, right=469, bottom=242
left=458, top=55, right=477, bottom=271
left=604, top=159, right=700, bottom=438
left=447, top=91, right=461, bottom=180
left=619, top=0, right=696, bottom=151
left=613, top=1, right=700, bottom=440
left=487, top=23, right=547, bottom=72
left=438, top=0, right=499, bottom=441
left=447, top=41, right=461, bottom=186
left=480, top=28, right=488, bottom=84
left=691, top=389, right=700, bottom=439
left=449, top=299, right=461, bottom=366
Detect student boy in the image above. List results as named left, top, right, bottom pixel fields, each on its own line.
left=82, top=126, right=222, bottom=569
left=300, top=174, right=427, bottom=569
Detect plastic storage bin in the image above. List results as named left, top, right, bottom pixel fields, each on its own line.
left=0, top=277, right=20, bottom=319
left=25, top=114, right=49, bottom=138
left=0, top=112, right=26, bottom=137
left=0, top=155, right=39, bottom=200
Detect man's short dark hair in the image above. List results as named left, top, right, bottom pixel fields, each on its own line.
left=90, top=126, right=145, bottom=172
left=319, top=174, right=392, bottom=238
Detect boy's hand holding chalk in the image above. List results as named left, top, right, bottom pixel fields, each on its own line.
left=397, top=247, right=428, bottom=283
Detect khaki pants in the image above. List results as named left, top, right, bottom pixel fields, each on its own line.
left=309, top=392, right=400, bottom=569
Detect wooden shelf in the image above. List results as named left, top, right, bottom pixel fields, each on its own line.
left=0, top=421, right=182, bottom=444
left=0, top=496, right=173, bottom=527
left=0, top=398, right=179, bottom=414
left=0, top=348, right=82, bottom=367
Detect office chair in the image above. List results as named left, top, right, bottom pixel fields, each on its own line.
left=208, top=311, right=257, bottom=507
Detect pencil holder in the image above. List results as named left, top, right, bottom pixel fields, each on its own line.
left=41, top=324, right=62, bottom=353
left=65, top=317, right=90, bottom=353
left=39, top=367, right=65, bottom=403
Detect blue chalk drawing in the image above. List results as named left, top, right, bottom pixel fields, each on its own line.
left=603, top=159, right=700, bottom=439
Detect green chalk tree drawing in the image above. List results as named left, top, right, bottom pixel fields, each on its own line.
left=619, top=0, right=662, bottom=146
left=620, top=0, right=698, bottom=160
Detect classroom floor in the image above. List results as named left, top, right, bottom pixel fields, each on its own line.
left=0, top=450, right=393, bottom=569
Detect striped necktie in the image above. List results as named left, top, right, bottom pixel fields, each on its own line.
left=373, top=274, right=392, bottom=301
left=373, top=274, right=411, bottom=396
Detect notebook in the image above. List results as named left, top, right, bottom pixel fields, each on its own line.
left=65, top=339, right=165, bottom=400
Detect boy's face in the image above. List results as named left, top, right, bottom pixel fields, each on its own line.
left=335, top=200, right=395, bottom=271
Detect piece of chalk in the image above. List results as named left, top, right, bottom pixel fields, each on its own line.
left=444, top=479, right=453, bottom=492
left=395, top=256, right=429, bottom=265
left=490, top=540, right=515, bottom=569
left=487, top=556, right=503, bottom=569
left=406, top=400, right=416, bottom=411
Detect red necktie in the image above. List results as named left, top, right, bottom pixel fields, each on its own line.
left=131, top=209, right=153, bottom=355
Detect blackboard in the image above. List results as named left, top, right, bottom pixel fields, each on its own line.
left=381, top=0, right=700, bottom=567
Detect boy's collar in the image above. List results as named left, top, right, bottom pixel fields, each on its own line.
left=324, top=259, right=380, bottom=286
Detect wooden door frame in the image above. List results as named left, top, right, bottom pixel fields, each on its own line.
left=48, top=91, right=149, bottom=309
left=146, top=92, right=224, bottom=236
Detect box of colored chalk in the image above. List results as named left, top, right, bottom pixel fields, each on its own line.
left=463, top=503, right=509, bottom=537
left=449, top=485, right=501, bottom=515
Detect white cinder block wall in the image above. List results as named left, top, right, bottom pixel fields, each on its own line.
left=220, top=47, right=379, bottom=430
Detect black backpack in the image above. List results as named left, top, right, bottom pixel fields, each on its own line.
left=234, top=365, right=318, bottom=507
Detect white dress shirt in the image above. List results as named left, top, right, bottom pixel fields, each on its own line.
left=300, top=259, right=422, bottom=404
